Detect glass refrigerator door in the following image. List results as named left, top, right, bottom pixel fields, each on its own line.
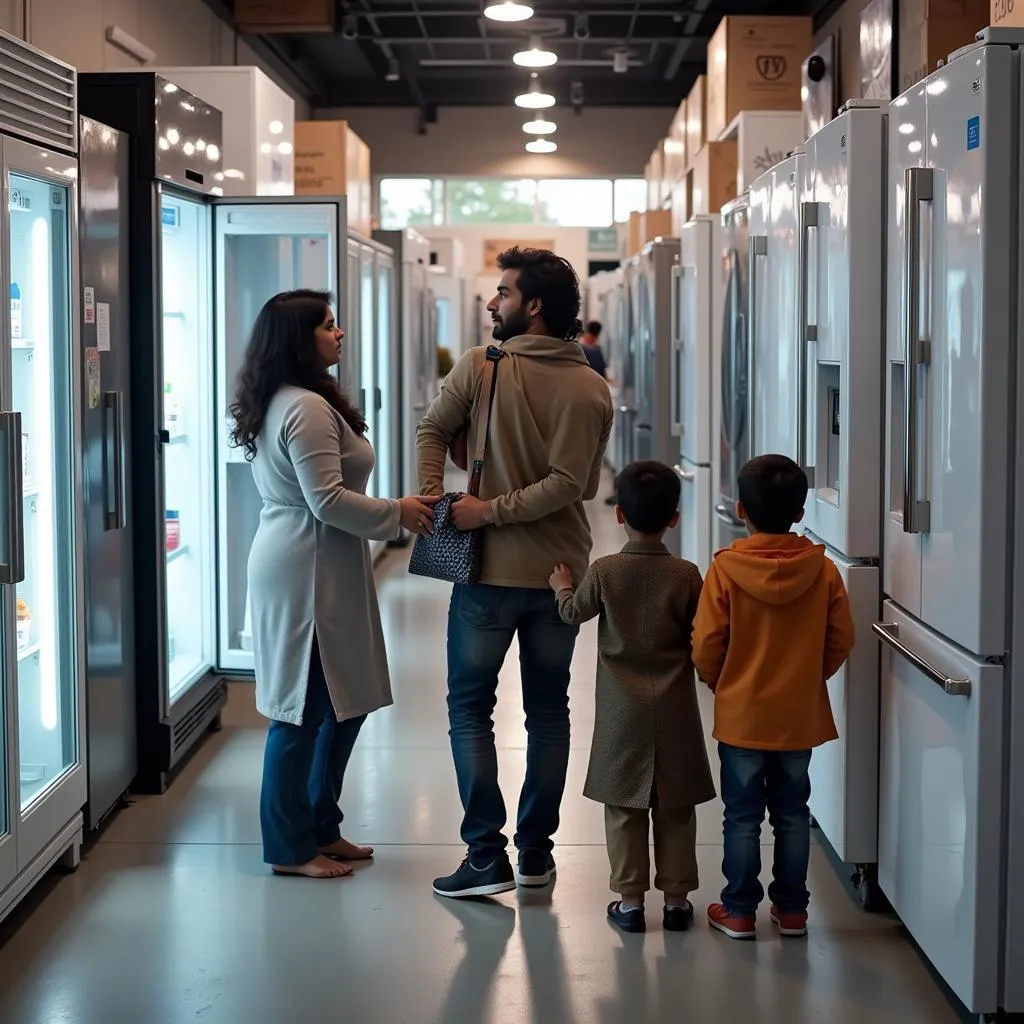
left=160, top=191, right=215, bottom=704
left=376, top=258, right=395, bottom=500
left=1, top=139, right=84, bottom=858
left=359, top=248, right=378, bottom=498
left=213, top=200, right=343, bottom=673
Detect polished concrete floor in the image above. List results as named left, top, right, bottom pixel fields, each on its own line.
left=0, top=483, right=964, bottom=1024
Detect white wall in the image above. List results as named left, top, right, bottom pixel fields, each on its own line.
left=321, top=106, right=674, bottom=179
left=0, top=0, right=310, bottom=118
left=423, top=225, right=592, bottom=349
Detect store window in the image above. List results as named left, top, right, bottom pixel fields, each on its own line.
left=446, top=179, right=537, bottom=224
left=614, top=178, right=647, bottom=223
left=537, top=179, right=614, bottom=227
left=378, top=178, right=437, bottom=230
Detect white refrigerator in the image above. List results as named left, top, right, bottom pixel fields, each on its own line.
left=800, top=100, right=886, bottom=898
left=879, top=28, right=1024, bottom=1015
left=673, top=215, right=721, bottom=576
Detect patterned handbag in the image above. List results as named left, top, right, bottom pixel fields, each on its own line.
left=408, top=345, right=504, bottom=585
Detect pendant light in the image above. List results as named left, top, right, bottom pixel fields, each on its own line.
left=484, top=0, right=533, bottom=22
left=514, top=36, right=557, bottom=68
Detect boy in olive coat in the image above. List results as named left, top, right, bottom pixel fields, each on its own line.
left=549, top=461, right=715, bottom=934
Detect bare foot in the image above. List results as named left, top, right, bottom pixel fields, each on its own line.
left=271, top=854, right=354, bottom=879
left=320, top=837, right=374, bottom=861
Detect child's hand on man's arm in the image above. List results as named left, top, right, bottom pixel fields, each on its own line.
left=549, top=564, right=574, bottom=594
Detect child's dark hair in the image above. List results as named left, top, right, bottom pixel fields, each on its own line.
left=614, top=460, right=681, bottom=535
left=737, top=454, right=809, bottom=534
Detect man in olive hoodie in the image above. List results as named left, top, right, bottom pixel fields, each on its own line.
left=417, top=247, right=613, bottom=899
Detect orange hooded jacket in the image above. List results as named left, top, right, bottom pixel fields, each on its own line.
left=691, top=532, right=855, bottom=751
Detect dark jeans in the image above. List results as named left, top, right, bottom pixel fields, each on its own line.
left=260, top=636, right=366, bottom=865
left=447, top=584, right=580, bottom=865
left=718, top=743, right=812, bottom=915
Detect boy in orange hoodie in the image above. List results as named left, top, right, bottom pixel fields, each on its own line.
left=692, top=454, right=855, bottom=940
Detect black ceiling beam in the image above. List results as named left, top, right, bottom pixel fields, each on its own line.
left=351, top=0, right=432, bottom=114
left=348, top=35, right=704, bottom=45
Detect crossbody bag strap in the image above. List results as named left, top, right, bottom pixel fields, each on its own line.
left=468, top=345, right=504, bottom=497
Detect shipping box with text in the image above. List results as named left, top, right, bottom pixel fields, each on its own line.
left=294, top=121, right=372, bottom=235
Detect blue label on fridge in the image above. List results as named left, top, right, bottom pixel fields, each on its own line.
left=967, top=116, right=980, bottom=151
left=161, top=203, right=180, bottom=228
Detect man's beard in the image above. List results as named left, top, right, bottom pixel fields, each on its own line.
left=491, top=306, right=530, bottom=341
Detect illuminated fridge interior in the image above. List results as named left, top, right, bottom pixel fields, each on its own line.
left=9, top=172, right=77, bottom=809
left=215, top=202, right=340, bottom=674
left=160, top=193, right=215, bottom=705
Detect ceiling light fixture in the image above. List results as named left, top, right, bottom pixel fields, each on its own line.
left=526, top=138, right=557, bottom=154
left=514, top=36, right=557, bottom=68
left=484, top=0, right=533, bottom=22
left=522, top=118, right=556, bottom=135
left=515, top=79, right=555, bottom=109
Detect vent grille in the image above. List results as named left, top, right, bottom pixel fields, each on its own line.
left=0, top=32, right=76, bottom=154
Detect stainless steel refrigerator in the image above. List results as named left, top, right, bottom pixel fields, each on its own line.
left=0, top=33, right=87, bottom=921
left=715, top=195, right=752, bottom=550
left=79, top=116, right=135, bottom=829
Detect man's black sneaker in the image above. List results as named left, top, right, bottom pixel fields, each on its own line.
left=515, top=849, right=557, bottom=887
left=607, top=900, right=646, bottom=933
left=663, top=900, right=695, bottom=932
left=432, top=856, right=516, bottom=899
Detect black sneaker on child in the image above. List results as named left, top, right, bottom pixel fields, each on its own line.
left=432, top=856, right=516, bottom=899
left=607, top=900, right=646, bottom=933
left=663, top=900, right=695, bottom=932
left=515, top=849, right=557, bottom=887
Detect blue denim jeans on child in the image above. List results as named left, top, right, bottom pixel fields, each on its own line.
left=718, top=743, right=813, bottom=915
left=447, top=584, right=580, bottom=866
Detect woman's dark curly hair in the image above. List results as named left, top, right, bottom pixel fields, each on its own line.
left=229, top=289, right=366, bottom=461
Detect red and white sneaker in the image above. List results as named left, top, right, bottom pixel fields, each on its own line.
left=769, top=905, right=808, bottom=937
left=707, top=903, right=756, bottom=940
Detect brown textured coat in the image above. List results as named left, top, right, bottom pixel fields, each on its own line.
left=557, top=541, right=716, bottom=810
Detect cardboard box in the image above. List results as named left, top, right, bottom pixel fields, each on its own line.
left=898, top=13, right=988, bottom=92
left=686, top=76, right=706, bottom=169
left=670, top=180, right=689, bottom=237
left=235, top=0, right=335, bottom=32
left=294, top=121, right=372, bottom=234
left=690, top=141, right=739, bottom=215
left=628, top=212, right=643, bottom=256
left=992, top=0, right=1024, bottom=27
left=903, top=0, right=987, bottom=21
left=705, top=16, right=813, bottom=142
left=665, top=99, right=688, bottom=187
left=645, top=141, right=667, bottom=211
left=628, top=209, right=674, bottom=255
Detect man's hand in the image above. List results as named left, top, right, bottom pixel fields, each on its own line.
left=548, top=564, right=574, bottom=593
left=451, top=494, right=491, bottom=531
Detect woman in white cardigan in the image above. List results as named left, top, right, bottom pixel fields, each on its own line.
left=230, top=290, right=438, bottom=879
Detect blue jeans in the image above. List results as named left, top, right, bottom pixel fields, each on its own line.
left=260, top=636, right=366, bottom=865
left=447, top=584, right=580, bottom=865
left=718, top=743, right=812, bottom=915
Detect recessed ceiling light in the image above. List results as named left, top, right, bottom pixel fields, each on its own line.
left=522, top=118, right=556, bottom=135
left=515, top=80, right=555, bottom=109
left=514, top=36, right=557, bottom=68
left=526, top=138, right=557, bottom=154
left=484, top=0, right=533, bottom=22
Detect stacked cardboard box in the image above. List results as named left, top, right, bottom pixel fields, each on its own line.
left=294, top=121, right=372, bottom=235
left=690, top=141, right=739, bottom=216
left=705, top=16, right=813, bottom=142
left=628, top=209, right=673, bottom=256
left=898, top=0, right=990, bottom=92
left=234, top=0, right=335, bottom=32
left=992, top=0, right=1024, bottom=27
left=645, top=140, right=668, bottom=211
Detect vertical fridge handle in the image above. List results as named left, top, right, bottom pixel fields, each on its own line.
left=0, top=411, right=24, bottom=584
left=902, top=166, right=933, bottom=535
left=747, top=235, right=767, bottom=456
left=105, top=391, right=127, bottom=531
left=798, top=202, right=819, bottom=481
left=670, top=262, right=683, bottom=437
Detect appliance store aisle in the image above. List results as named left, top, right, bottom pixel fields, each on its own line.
left=0, top=484, right=958, bottom=1024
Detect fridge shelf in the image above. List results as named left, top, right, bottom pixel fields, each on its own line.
left=166, top=544, right=190, bottom=565
left=17, top=643, right=40, bottom=663
left=166, top=433, right=189, bottom=445
left=23, top=483, right=38, bottom=499
left=12, top=339, right=33, bottom=350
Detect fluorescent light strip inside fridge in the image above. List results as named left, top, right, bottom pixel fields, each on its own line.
left=30, top=215, right=57, bottom=730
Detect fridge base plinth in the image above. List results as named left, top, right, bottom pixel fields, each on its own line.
left=0, top=814, right=83, bottom=927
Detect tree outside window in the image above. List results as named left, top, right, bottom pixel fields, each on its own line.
left=446, top=179, right=537, bottom=224
left=379, top=178, right=435, bottom=229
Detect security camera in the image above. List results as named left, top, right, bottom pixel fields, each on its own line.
left=806, top=55, right=827, bottom=83
left=573, top=14, right=589, bottom=40
left=342, top=15, right=358, bottom=40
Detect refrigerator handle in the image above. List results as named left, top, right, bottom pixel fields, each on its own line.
left=902, top=166, right=934, bottom=535
left=872, top=621, right=970, bottom=697
left=674, top=464, right=696, bottom=482
left=798, top=202, right=819, bottom=482
left=746, top=235, right=767, bottom=456
left=104, top=391, right=127, bottom=531
left=670, top=262, right=683, bottom=437
left=0, top=411, right=25, bottom=585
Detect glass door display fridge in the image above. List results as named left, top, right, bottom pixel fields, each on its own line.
left=78, top=73, right=226, bottom=793
left=214, top=199, right=347, bottom=674
left=0, top=34, right=86, bottom=923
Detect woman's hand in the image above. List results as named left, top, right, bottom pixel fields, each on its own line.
left=398, top=495, right=440, bottom=536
